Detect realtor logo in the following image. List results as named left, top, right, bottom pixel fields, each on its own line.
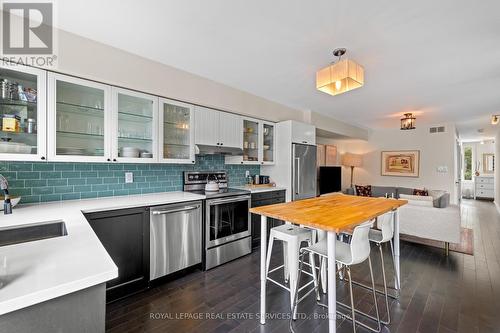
left=0, top=1, right=56, bottom=67
left=2, top=2, right=53, bottom=54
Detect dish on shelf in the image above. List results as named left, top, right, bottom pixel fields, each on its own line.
left=140, top=151, right=153, bottom=158
left=0, top=141, right=32, bottom=154
left=119, top=146, right=140, bottom=158
left=0, top=195, right=21, bottom=210
left=263, top=145, right=270, bottom=150
left=56, top=147, right=89, bottom=155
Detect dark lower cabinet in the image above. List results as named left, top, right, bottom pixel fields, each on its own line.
left=84, top=207, right=149, bottom=302
left=251, top=190, right=286, bottom=248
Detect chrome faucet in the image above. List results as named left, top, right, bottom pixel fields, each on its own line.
left=0, top=174, right=12, bottom=215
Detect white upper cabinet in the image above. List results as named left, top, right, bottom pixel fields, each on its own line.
left=291, top=120, right=315, bottom=145
left=261, top=121, right=276, bottom=165
left=47, top=73, right=112, bottom=162
left=219, top=112, right=242, bottom=148
left=226, top=118, right=276, bottom=165
left=159, top=98, right=195, bottom=164
left=112, top=88, right=158, bottom=163
left=194, top=106, right=219, bottom=146
left=194, top=106, right=242, bottom=148
left=0, top=63, right=47, bottom=161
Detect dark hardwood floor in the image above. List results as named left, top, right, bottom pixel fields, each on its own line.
left=106, top=199, right=500, bottom=332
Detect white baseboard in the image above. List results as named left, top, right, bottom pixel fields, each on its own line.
left=494, top=201, right=500, bottom=215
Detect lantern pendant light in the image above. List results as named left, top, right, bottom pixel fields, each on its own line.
left=400, top=113, right=416, bottom=130
left=316, top=48, right=364, bottom=96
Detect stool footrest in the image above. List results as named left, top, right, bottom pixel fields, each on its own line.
left=266, top=277, right=290, bottom=291
left=350, top=279, right=399, bottom=299
left=316, top=301, right=381, bottom=333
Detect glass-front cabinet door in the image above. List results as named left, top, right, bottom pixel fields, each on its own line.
left=48, top=73, right=111, bottom=162
left=159, top=98, right=194, bottom=163
left=112, top=88, right=158, bottom=163
left=261, top=121, right=275, bottom=164
left=242, top=118, right=260, bottom=164
left=0, top=63, right=46, bottom=161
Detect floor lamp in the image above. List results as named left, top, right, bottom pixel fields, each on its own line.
left=341, top=153, right=363, bottom=188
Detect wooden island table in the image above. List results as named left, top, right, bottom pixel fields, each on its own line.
left=249, top=194, right=407, bottom=333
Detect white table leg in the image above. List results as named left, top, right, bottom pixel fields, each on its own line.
left=327, top=231, right=337, bottom=333
left=260, top=215, right=267, bottom=325
left=393, top=209, right=401, bottom=290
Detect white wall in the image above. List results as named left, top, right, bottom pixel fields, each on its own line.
left=318, top=124, right=458, bottom=203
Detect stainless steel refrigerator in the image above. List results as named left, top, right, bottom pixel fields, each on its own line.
left=292, top=143, right=317, bottom=201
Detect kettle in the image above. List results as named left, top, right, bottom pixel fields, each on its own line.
left=205, top=175, right=220, bottom=192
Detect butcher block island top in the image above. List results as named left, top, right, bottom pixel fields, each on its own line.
left=249, top=194, right=407, bottom=233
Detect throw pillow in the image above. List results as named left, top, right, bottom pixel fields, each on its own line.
left=355, top=185, right=372, bottom=197
left=413, top=188, right=428, bottom=196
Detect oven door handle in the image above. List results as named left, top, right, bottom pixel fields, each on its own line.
left=208, top=196, right=251, bottom=205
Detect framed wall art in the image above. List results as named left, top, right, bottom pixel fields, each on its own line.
left=381, top=150, right=420, bottom=177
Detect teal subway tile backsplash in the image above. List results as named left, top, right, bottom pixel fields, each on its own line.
left=0, top=155, right=260, bottom=204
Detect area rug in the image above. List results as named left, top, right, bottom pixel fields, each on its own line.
left=400, top=227, right=473, bottom=255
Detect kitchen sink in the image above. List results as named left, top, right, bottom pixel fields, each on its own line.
left=0, top=220, right=67, bottom=247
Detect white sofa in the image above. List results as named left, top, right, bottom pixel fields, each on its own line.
left=398, top=203, right=461, bottom=252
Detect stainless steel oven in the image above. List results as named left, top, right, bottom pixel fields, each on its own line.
left=183, top=170, right=252, bottom=270
left=205, top=193, right=252, bottom=270
left=205, top=195, right=251, bottom=248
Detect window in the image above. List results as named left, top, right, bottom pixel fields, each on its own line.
left=463, top=146, right=472, bottom=180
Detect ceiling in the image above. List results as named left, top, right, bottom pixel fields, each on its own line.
left=56, top=0, right=500, bottom=140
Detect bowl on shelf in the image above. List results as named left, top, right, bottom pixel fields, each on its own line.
left=120, top=146, right=140, bottom=158
left=0, top=195, right=21, bottom=211
left=263, top=145, right=270, bottom=150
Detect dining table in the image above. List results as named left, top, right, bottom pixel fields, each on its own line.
left=249, top=193, right=407, bottom=333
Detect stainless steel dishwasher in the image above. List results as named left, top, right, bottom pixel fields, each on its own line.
left=150, top=201, right=202, bottom=280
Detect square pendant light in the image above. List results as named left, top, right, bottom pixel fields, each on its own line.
left=316, top=48, right=364, bottom=96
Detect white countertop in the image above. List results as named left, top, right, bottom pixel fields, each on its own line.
left=0, top=191, right=205, bottom=315
left=232, top=185, right=286, bottom=194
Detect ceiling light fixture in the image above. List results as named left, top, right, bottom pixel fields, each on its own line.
left=400, top=113, right=416, bottom=130
left=316, top=48, right=364, bottom=96
left=492, top=115, right=500, bottom=125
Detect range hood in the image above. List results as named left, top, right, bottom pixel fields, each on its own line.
left=195, top=144, right=243, bottom=156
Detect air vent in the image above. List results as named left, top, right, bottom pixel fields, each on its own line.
left=429, top=126, right=446, bottom=134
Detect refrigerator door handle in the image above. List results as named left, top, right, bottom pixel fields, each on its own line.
left=295, top=157, right=300, bottom=195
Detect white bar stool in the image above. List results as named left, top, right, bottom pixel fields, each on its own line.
left=265, top=224, right=318, bottom=319
left=290, top=220, right=381, bottom=333
left=349, top=211, right=399, bottom=325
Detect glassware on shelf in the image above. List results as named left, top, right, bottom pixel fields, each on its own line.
left=55, top=80, right=105, bottom=156
left=116, top=92, right=154, bottom=158
left=263, top=124, right=274, bottom=162
left=162, top=102, right=191, bottom=160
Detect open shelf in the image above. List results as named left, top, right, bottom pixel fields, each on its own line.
left=56, top=101, right=104, bottom=117
left=118, top=111, right=152, bottom=120
left=118, top=136, right=152, bottom=142
left=0, top=98, right=37, bottom=108
left=57, top=130, right=104, bottom=139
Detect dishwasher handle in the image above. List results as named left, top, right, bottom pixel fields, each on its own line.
left=151, top=205, right=200, bottom=215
